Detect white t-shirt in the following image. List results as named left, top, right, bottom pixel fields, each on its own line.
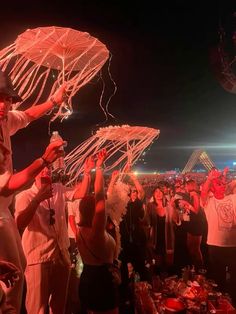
left=204, top=194, right=236, bottom=247
left=67, top=199, right=81, bottom=239
left=15, top=183, right=74, bottom=265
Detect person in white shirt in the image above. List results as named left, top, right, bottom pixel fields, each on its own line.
left=0, top=68, right=67, bottom=313
left=201, top=168, right=236, bottom=304
left=0, top=138, right=65, bottom=314
left=14, top=157, right=93, bottom=314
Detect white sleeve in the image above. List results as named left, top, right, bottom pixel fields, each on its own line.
left=8, top=110, right=30, bottom=136
left=14, top=186, right=38, bottom=218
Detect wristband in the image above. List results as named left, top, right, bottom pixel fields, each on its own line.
left=41, top=157, right=50, bottom=167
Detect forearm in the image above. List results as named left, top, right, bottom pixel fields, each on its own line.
left=3, top=158, right=46, bottom=196
left=95, top=167, right=105, bottom=202
left=191, top=193, right=200, bottom=213
left=73, top=172, right=91, bottom=199
left=15, top=199, right=40, bottom=231
left=93, top=167, right=106, bottom=231
left=131, top=175, right=145, bottom=200
left=24, top=99, right=54, bottom=121
left=201, top=178, right=211, bottom=206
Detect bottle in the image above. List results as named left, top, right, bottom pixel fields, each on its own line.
left=50, top=131, right=65, bottom=171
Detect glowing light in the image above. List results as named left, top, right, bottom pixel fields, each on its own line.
left=169, top=144, right=236, bottom=149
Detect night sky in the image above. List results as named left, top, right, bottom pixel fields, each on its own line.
left=1, top=0, right=236, bottom=172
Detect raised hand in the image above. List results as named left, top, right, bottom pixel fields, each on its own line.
left=111, top=170, right=120, bottom=179
left=208, top=168, right=221, bottom=181
left=222, top=167, right=229, bottom=177
left=50, top=83, right=68, bottom=106
left=96, top=149, right=107, bottom=168
left=42, top=140, right=66, bottom=165
left=84, top=155, right=95, bottom=173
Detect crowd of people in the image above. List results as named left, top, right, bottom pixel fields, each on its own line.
left=1, top=68, right=236, bottom=314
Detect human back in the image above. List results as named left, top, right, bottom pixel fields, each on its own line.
left=78, top=225, right=116, bottom=265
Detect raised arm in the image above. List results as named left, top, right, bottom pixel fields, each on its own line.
left=24, top=84, right=66, bottom=122
left=73, top=155, right=95, bottom=199
left=129, top=172, right=145, bottom=200
left=201, top=168, right=221, bottom=206
left=92, top=149, right=107, bottom=233
left=1, top=140, right=65, bottom=196
left=107, top=170, right=120, bottom=196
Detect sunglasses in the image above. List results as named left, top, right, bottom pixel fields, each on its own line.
left=49, top=208, right=55, bottom=225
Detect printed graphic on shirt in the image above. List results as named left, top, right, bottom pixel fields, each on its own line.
left=215, top=198, right=236, bottom=230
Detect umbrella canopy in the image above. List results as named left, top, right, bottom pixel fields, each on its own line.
left=15, top=26, right=108, bottom=71
left=65, top=125, right=160, bottom=186
left=0, top=26, right=110, bottom=121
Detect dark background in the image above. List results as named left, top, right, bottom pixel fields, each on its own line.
left=1, top=0, right=236, bottom=172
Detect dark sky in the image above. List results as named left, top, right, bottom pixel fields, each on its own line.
left=1, top=0, right=236, bottom=172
